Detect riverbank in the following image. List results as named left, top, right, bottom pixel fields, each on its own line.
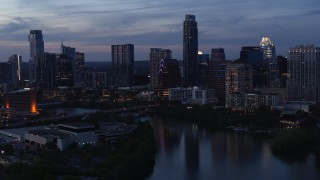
left=155, top=104, right=320, bottom=164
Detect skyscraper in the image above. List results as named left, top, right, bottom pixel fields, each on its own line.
left=183, top=14, right=198, bottom=87
left=225, top=62, right=253, bottom=107
left=111, top=44, right=134, bottom=87
left=56, top=53, right=74, bottom=87
left=259, top=36, right=279, bottom=87
left=28, top=30, right=44, bottom=85
left=41, top=52, right=56, bottom=89
left=159, top=59, right=181, bottom=97
left=211, top=48, right=225, bottom=61
left=287, top=45, right=320, bottom=102
left=208, top=48, right=227, bottom=105
left=74, top=52, right=85, bottom=88
left=240, top=46, right=264, bottom=87
left=6, top=55, right=22, bottom=85
left=259, top=37, right=276, bottom=61
left=61, top=43, right=76, bottom=62
left=150, top=48, right=172, bottom=93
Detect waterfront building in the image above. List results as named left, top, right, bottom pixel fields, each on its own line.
left=149, top=48, right=172, bottom=94
left=111, top=44, right=134, bottom=87
left=226, top=92, right=279, bottom=111
left=158, top=59, right=181, bottom=97
left=183, top=14, right=198, bottom=87
left=225, top=62, right=253, bottom=108
left=208, top=60, right=228, bottom=105
left=28, top=30, right=44, bottom=86
left=25, top=123, right=97, bottom=151
left=287, top=45, right=320, bottom=102
left=168, top=87, right=217, bottom=105
left=225, top=62, right=253, bottom=95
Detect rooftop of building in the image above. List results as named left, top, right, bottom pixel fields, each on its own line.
left=58, top=123, right=95, bottom=129
left=104, top=125, right=137, bottom=137
left=27, top=129, right=73, bottom=139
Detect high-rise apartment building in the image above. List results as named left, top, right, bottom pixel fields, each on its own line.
left=111, top=44, right=134, bottom=87
left=208, top=61, right=228, bottom=105
left=240, top=46, right=264, bottom=87
left=41, top=52, right=56, bottom=89
left=287, top=45, right=320, bottom=102
left=183, top=14, right=198, bottom=87
left=149, top=48, right=172, bottom=93
left=28, top=30, right=44, bottom=85
left=6, top=55, right=22, bottom=85
left=56, top=53, right=74, bottom=87
left=74, top=52, right=85, bottom=88
left=207, top=48, right=227, bottom=105
left=225, top=62, right=253, bottom=107
left=159, top=59, right=181, bottom=97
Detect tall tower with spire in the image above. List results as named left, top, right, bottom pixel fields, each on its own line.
left=259, top=36, right=276, bottom=61
left=259, top=36, right=279, bottom=87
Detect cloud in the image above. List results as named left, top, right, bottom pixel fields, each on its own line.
left=0, top=0, right=320, bottom=61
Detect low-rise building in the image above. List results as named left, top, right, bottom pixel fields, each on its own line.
left=168, top=87, right=217, bottom=105
left=226, top=92, right=279, bottom=111
left=25, top=123, right=97, bottom=150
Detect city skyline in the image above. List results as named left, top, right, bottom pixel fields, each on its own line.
left=0, top=0, right=320, bottom=62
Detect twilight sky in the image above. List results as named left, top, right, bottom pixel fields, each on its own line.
left=0, top=0, right=319, bottom=62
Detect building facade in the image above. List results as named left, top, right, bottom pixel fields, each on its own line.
left=6, top=55, right=22, bottom=86
left=169, top=87, right=216, bottom=105
left=287, top=45, right=320, bottom=102
left=4, top=89, right=37, bottom=114
left=40, top=52, right=56, bottom=89
left=240, top=46, right=264, bottom=87
left=225, top=62, right=253, bottom=107
left=208, top=60, right=228, bottom=105
left=56, top=54, right=74, bottom=87
left=259, top=36, right=279, bottom=87
left=112, top=44, right=134, bottom=87
left=226, top=92, right=279, bottom=110
left=211, top=48, right=225, bottom=61
left=159, top=59, right=181, bottom=97
left=74, top=52, right=85, bottom=88
left=28, top=30, right=44, bottom=85
left=183, top=14, right=198, bottom=87
left=149, top=48, right=172, bottom=93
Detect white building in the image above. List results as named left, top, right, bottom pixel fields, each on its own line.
left=226, top=92, right=279, bottom=110
left=168, top=87, right=217, bottom=105
left=25, top=123, right=97, bottom=151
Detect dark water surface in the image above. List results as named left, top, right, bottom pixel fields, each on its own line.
left=148, top=117, right=320, bottom=180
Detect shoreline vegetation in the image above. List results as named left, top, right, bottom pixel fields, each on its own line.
left=155, top=103, right=320, bottom=165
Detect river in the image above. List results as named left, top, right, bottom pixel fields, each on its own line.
left=148, top=116, right=320, bottom=180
